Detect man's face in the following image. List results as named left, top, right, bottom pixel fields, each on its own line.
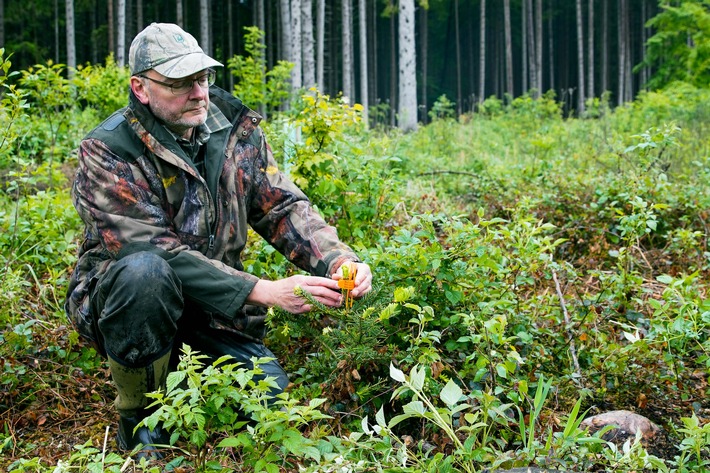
left=131, top=69, right=211, bottom=138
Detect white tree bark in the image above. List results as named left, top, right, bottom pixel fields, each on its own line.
left=576, top=0, right=586, bottom=113
left=280, top=0, right=292, bottom=74
left=302, top=0, right=316, bottom=90
left=342, top=0, right=353, bottom=103
left=200, top=0, right=209, bottom=56
left=65, top=0, right=76, bottom=77
left=116, top=0, right=126, bottom=67
left=358, top=0, right=369, bottom=125
left=588, top=0, right=595, bottom=99
left=503, top=0, right=513, bottom=97
left=316, top=0, right=325, bottom=90
left=398, top=0, right=417, bottom=131
left=291, top=0, right=303, bottom=89
left=176, top=0, right=184, bottom=28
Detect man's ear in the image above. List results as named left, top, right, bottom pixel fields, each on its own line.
left=131, top=76, right=150, bottom=105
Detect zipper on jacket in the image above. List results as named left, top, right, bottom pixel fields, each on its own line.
left=209, top=234, right=215, bottom=250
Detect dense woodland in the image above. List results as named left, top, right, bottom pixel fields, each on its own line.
left=0, top=0, right=683, bottom=126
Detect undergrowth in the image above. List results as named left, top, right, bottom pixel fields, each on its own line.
left=1, top=48, right=709, bottom=472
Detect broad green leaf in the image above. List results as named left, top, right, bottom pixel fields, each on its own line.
left=439, top=379, right=463, bottom=407
left=390, top=363, right=406, bottom=382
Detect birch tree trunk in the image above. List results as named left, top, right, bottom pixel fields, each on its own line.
left=302, top=0, right=316, bottom=91
left=420, top=5, right=428, bottom=122
left=342, top=0, right=353, bottom=103
left=108, top=0, right=115, bottom=61
left=116, top=0, right=126, bottom=67
left=291, top=0, right=303, bottom=89
left=280, top=0, right=292, bottom=70
left=454, top=0, right=462, bottom=115
left=176, top=0, right=184, bottom=28
left=136, top=0, right=143, bottom=30
left=503, top=0, right=513, bottom=98
left=200, top=0, right=209, bottom=56
left=526, top=0, right=537, bottom=93
left=617, top=0, right=626, bottom=105
left=398, top=0, right=417, bottom=132
left=65, top=0, right=76, bottom=77
left=316, top=0, right=325, bottom=90
left=575, top=0, right=585, bottom=113
left=478, top=0, right=486, bottom=103
left=358, top=0, right=369, bottom=125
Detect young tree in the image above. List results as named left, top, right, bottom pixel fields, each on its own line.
left=398, top=0, right=417, bottom=131
left=454, top=0, right=461, bottom=114
left=526, top=0, right=537, bottom=93
left=535, top=0, right=542, bottom=96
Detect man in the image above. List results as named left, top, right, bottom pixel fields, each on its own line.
left=65, top=22, right=372, bottom=459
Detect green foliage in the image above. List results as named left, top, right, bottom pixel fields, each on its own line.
left=71, top=55, right=130, bottom=118
left=227, top=26, right=294, bottom=117
left=642, top=0, right=710, bottom=90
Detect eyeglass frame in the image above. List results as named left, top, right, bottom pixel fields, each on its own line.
left=138, top=69, right=216, bottom=96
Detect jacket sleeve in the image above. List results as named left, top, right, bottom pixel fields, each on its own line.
left=73, top=138, right=258, bottom=318
left=243, top=132, right=361, bottom=277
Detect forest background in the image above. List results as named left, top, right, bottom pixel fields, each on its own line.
left=1, top=0, right=710, bottom=472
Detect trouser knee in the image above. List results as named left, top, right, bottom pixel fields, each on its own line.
left=92, top=251, right=183, bottom=366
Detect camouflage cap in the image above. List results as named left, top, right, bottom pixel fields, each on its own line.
left=129, top=23, right=222, bottom=78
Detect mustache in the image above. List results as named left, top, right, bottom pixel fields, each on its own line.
left=183, top=100, right=207, bottom=111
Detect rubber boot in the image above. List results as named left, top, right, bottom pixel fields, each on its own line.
left=108, top=353, right=171, bottom=461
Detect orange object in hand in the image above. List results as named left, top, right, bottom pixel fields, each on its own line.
left=339, top=262, right=358, bottom=310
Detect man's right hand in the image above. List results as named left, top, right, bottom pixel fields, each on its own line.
left=246, top=276, right=343, bottom=314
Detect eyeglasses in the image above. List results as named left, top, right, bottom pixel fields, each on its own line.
left=139, top=69, right=216, bottom=95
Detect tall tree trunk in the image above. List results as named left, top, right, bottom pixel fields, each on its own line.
left=0, top=0, right=4, bottom=49
left=176, top=0, right=184, bottom=28
left=587, top=0, right=595, bottom=99
left=535, top=0, right=542, bottom=96
left=291, top=0, right=303, bottom=89
left=398, top=0, right=417, bottom=131
left=601, top=0, right=607, bottom=93
left=227, top=0, right=234, bottom=92
left=522, top=0, right=528, bottom=92
left=136, top=0, right=143, bottom=31
left=420, top=5, right=428, bottom=122
left=617, top=0, right=626, bottom=105
left=66, top=0, right=76, bottom=77
left=342, top=0, right=353, bottom=102
left=526, top=0, right=537, bottom=93
left=200, top=0, right=209, bottom=56
left=478, top=0, right=485, bottom=103
left=454, top=0, right=461, bottom=114
left=316, top=0, right=325, bottom=89
left=390, top=11, right=396, bottom=127
left=117, top=0, right=126, bottom=67
left=280, top=0, right=292, bottom=75
left=358, top=0, right=369, bottom=125
left=54, top=0, right=60, bottom=62
left=575, top=0, right=585, bottom=113
left=548, top=3, right=554, bottom=91
left=108, top=0, right=115, bottom=61
left=503, top=0, right=513, bottom=98
left=303, top=0, right=316, bottom=91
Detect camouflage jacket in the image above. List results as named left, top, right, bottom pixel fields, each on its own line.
left=65, top=86, right=359, bottom=344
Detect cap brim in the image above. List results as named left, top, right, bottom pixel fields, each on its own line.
left=153, top=52, right=223, bottom=79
